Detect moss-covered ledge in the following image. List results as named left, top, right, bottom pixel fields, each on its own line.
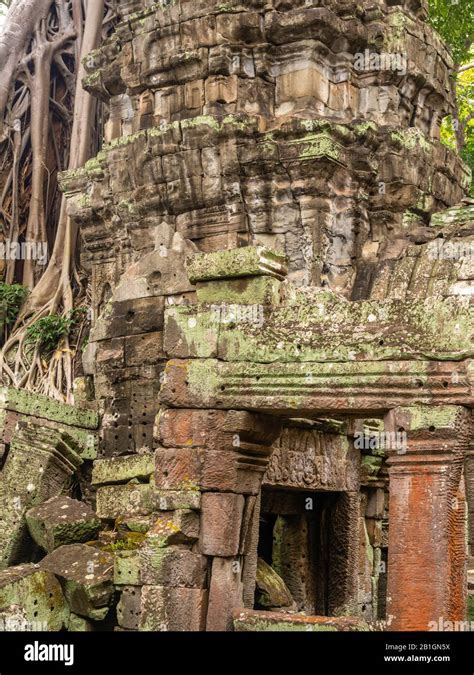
left=0, top=387, right=99, bottom=460
left=232, top=608, right=368, bottom=632
left=0, top=387, right=98, bottom=429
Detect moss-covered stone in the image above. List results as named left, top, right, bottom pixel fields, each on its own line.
left=92, top=454, right=155, bottom=486
left=196, top=276, right=283, bottom=305
left=96, top=484, right=152, bottom=520
left=233, top=608, right=368, bottom=632
left=0, top=564, right=68, bottom=631
left=255, top=558, right=294, bottom=608
left=40, top=544, right=114, bottom=621
left=0, top=387, right=99, bottom=429
left=113, top=551, right=141, bottom=586
left=186, top=246, right=288, bottom=283
left=67, top=613, right=95, bottom=631
left=162, top=357, right=474, bottom=414
left=25, top=496, right=101, bottom=552
left=150, top=488, right=201, bottom=511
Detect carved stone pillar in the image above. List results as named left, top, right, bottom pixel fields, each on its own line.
left=150, top=407, right=281, bottom=631
left=464, top=429, right=474, bottom=557
left=384, top=406, right=471, bottom=630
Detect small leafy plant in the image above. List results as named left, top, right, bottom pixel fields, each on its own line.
left=26, top=307, right=85, bottom=354
left=0, top=283, right=29, bottom=330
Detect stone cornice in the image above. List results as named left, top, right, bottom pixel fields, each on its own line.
left=160, top=358, right=474, bottom=414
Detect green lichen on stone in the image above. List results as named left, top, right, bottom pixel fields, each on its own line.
left=0, top=387, right=99, bottom=429
left=186, top=246, right=288, bottom=283
left=103, top=532, right=146, bottom=552
left=383, top=10, right=409, bottom=51
left=96, top=484, right=152, bottom=520
left=165, top=305, right=219, bottom=359
left=255, top=558, right=294, bottom=608
left=82, top=70, right=102, bottom=90
left=180, top=114, right=256, bottom=134
left=215, top=2, right=236, bottom=12
left=210, top=293, right=473, bottom=364
left=150, top=488, right=201, bottom=511
left=67, top=613, right=94, bottom=631
left=232, top=610, right=368, bottom=632
left=184, top=359, right=220, bottom=408
left=235, top=619, right=338, bottom=632
left=431, top=204, right=474, bottom=228
left=402, top=210, right=422, bottom=227
left=290, top=132, right=343, bottom=162
left=390, top=128, right=431, bottom=153
left=0, top=565, right=69, bottom=631
left=468, top=593, right=474, bottom=621
left=113, top=551, right=141, bottom=586
left=118, top=515, right=155, bottom=533
left=92, top=454, right=155, bottom=486
left=26, top=496, right=101, bottom=552
left=40, top=544, right=114, bottom=621
left=394, top=405, right=463, bottom=432
left=361, top=455, right=383, bottom=477
left=354, top=121, right=378, bottom=136
left=195, top=276, right=283, bottom=305
left=167, top=357, right=449, bottom=414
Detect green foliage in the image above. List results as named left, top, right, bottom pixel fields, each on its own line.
left=0, top=283, right=28, bottom=326
left=26, top=308, right=84, bottom=354
left=439, top=65, right=474, bottom=194
left=430, top=1, right=474, bottom=194
left=461, top=140, right=474, bottom=196
left=429, top=0, right=474, bottom=65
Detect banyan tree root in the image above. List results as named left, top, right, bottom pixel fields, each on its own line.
left=0, top=0, right=116, bottom=402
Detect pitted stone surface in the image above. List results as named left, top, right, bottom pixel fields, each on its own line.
left=26, top=496, right=101, bottom=552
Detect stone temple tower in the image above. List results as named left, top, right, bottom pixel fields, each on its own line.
left=0, top=0, right=472, bottom=633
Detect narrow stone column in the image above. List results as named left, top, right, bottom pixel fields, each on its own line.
left=464, top=433, right=474, bottom=556
left=384, top=406, right=471, bottom=631
left=152, top=407, right=281, bottom=631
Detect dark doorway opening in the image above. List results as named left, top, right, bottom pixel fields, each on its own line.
left=256, top=487, right=346, bottom=615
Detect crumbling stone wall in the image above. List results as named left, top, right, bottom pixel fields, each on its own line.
left=0, top=0, right=472, bottom=633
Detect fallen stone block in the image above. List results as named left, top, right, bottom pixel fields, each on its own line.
left=118, top=515, right=155, bottom=534
left=147, top=510, right=200, bottom=545
left=0, top=564, right=68, bottom=631
left=67, top=613, right=95, bottom=631
left=233, top=609, right=369, bottom=632
left=117, top=586, right=141, bottom=630
left=25, top=496, right=101, bottom=552
left=96, top=483, right=152, bottom=519
left=0, top=605, right=32, bottom=631
left=40, top=544, right=114, bottom=621
left=92, top=454, right=155, bottom=486
left=0, top=424, right=83, bottom=569
left=255, top=558, right=295, bottom=609
left=114, top=551, right=140, bottom=586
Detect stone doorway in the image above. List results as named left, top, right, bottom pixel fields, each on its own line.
left=257, top=487, right=344, bottom=616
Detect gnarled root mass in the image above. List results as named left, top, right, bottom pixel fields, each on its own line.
left=0, top=0, right=115, bottom=402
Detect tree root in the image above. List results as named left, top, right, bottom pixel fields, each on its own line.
left=0, top=0, right=112, bottom=401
